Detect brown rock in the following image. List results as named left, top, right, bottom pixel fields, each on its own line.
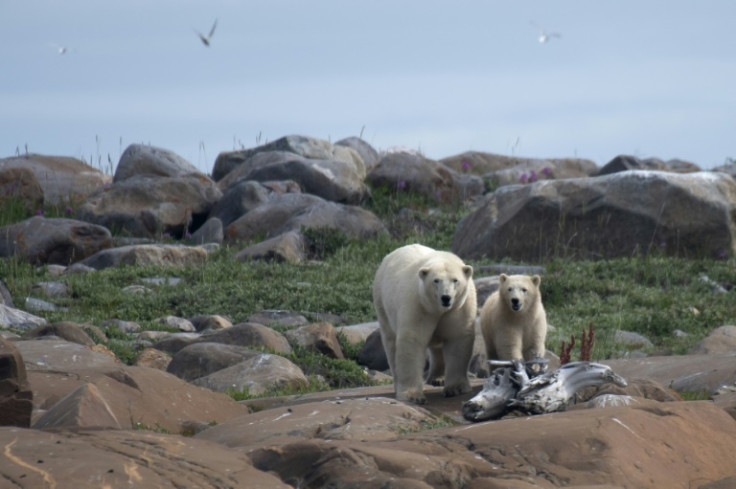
left=0, top=154, right=111, bottom=205
left=23, top=321, right=96, bottom=346
left=284, top=322, right=345, bottom=359
left=0, top=167, right=44, bottom=213
left=0, top=338, right=33, bottom=427
left=0, top=427, right=290, bottom=489
left=33, top=382, right=122, bottom=429
left=689, top=325, right=736, bottom=354
left=0, top=216, right=113, bottom=265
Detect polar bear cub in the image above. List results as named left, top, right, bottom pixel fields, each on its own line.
left=373, top=244, right=477, bottom=404
left=480, top=274, right=547, bottom=361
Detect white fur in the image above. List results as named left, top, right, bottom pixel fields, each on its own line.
left=480, top=274, right=547, bottom=361
left=373, top=244, right=477, bottom=404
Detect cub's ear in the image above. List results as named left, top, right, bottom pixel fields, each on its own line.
left=462, top=265, right=473, bottom=278
left=419, top=268, right=430, bottom=279
left=531, top=275, right=541, bottom=286
left=499, top=273, right=508, bottom=283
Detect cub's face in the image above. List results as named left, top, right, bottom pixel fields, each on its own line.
left=419, top=264, right=473, bottom=309
left=499, top=274, right=540, bottom=312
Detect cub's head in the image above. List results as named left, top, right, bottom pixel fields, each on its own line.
left=419, top=261, right=473, bottom=310
left=499, top=274, right=541, bottom=312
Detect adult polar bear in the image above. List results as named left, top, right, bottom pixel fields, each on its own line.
left=373, top=244, right=477, bottom=404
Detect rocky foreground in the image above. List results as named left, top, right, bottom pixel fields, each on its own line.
left=1, top=329, right=735, bottom=488
left=1, top=135, right=736, bottom=487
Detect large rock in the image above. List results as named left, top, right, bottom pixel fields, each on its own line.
left=0, top=154, right=111, bottom=205
left=226, top=193, right=387, bottom=243
left=0, top=216, right=113, bottom=265
left=0, top=167, right=44, bottom=213
left=0, top=338, right=33, bottom=427
left=441, top=151, right=598, bottom=186
left=209, top=179, right=301, bottom=227
left=453, top=170, right=736, bottom=260
left=604, top=352, right=736, bottom=395
left=16, top=339, right=247, bottom=432
left=76, top=173, right=222, bottom=238
left=77, top=243, right=208, bottom=269
left=200, top=397, right=736, bottom=489
left=0, top=304, right=47, bottom=331
left=113, top=143, right=203, bottom=182
left=335, top=136, right=380, bottom=171
left=166, top=342, right=261, bottom=382
left=217, top=150, right=368, bottom=204
left=192, top=353, right=308, bottom=395
left=0, top=427, right=290, bottom=489
left=368, top=149, right=483, bottom=204
left=598, top=154, right=701, bottom=175
left=688, top=325, right=736, bottom=354
left=284, top=322, right=345, bottom=359
left=213, top=134, right=366, bottom=182
left=233, top=229, right=307, bottom=263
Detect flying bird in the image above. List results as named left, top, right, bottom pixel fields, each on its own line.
left=195, top=19, right=218, bottom=47
left=49, top=43, right=70, bottom=55
left=531, top=22, right=561, bottom=44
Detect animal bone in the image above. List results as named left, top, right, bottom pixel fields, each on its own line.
left=462, top=361, right=627, bottom=422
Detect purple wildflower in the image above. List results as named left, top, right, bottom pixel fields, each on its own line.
left=397, top=180, right=407, bottom=191
left=529, top=171, right=538, bottom=182
left=542, top=167, right=552, bottom=176
left=461, top=160, right=471, bottom=172
left=519, top=173, right=528, bottom=184
left=65, top=206, right=74, bottom=214
left=35, top=209, right=43, bottom=216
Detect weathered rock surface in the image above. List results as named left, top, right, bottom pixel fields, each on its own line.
left=284, top=322, right=345, bottom=359
left=77, top=243, right=208, bottom=269
left=604, top=352, right=736, bottom=395
left=0, top=216, right=113, bottom=265
left=598, top=154, right=701, bottom=175
left=368, top=149, right=484, bottom=204
left=213, top=134, right=366, bottom=182
left=441, top=150, right=599, bottom=178
left=0, top=154, right=111, bottom=204
left=76, top=173, right=222, bottom=238
left=0, top=305, right=47, bottom=331
left=217, top=150, right=369, bottom=204
left=0, top=427, right=289, bottom=489
left=0, top=167, right=44, bottom=213
left=688, top=325, right=736, bottom=354
left=453, top=170, right=736, bottom=260
left=113, top=143, right=204, bottom=182
left=208, top=179, right=300, bottom=227
left=226, top=193, right=387, bottom=243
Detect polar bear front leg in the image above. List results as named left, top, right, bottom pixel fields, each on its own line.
left=441, top=332, right=474, bottom=397
left=394, top=330, right=432, bottom=404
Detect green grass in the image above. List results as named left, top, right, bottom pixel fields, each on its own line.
left=1, top=186, right=735, bottom=397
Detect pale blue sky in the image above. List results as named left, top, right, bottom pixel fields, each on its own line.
left=2, top=1, right=734, bottom=174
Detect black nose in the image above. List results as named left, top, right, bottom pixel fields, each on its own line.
left=511, top=298, right=520, bottom=310
left=441, top=295, right=451, bottom=307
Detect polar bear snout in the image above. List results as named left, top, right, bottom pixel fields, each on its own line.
left=511, top=298, right=522, bottom=311
left=441, top=294, right=452, bottom=307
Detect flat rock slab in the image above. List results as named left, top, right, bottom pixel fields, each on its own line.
left=604, top=352, right=736, bottom=394
left=196, top=396, right=447, bottom=450
left=243, top=400, right=736, bottom=489
left=0, top=427, right=290, bottom=489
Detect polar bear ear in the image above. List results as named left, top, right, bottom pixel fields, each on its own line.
left=419, top=268, right=430, bottom=279
left=462, top=265, right=473, bottom=278
left=531, top=275, right=541, bottom=286
left=499, top=274, right=508, bottom=283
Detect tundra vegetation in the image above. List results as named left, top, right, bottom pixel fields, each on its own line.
left=0, top=186, right=734, bottom=400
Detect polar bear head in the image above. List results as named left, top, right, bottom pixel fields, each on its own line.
left=499, top=274, right=541, bottom=313
left=419, top=260, right=474, bottom=311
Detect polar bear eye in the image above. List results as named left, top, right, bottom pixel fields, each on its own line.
left=433, top=279, right=440, bottom=283
left=521, top=288, right=528, bottom=293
